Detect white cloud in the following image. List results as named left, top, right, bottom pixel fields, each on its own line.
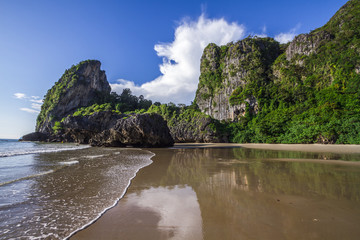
left=14, top=93, right=27, bottom=99
left=30, top=96, right=43, bottom=104
left=254, top=25, right=267, bottom=38
left=20, top=108, right=40, bottom=114
left=275, top=32, right=296, bottom=44
left=31, top=103, right=42, bottom=110
left=111, top=15, right=245, bottom=104
left=275, top=24, right=301, bottom=44
left=14, top=93, right=43, bottom=114
left=30, top=99, right=43, bottom=104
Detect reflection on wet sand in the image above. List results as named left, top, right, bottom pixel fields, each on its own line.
left=72, top=147, right=360, bottom=240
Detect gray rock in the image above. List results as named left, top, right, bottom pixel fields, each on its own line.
left=60, top=112, right=174, bottom=147
left=285, top=31, right=333, bottom=63
left=20, top=132, right=49, bottom=141
left=169, top=115, right=227, bottom=143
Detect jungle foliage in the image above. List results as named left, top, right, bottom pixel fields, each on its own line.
left=69, top=88, right=153, bottom=117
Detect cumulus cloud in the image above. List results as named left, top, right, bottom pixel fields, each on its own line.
left=111, top=15, right=245, bottom=104
left=14, top=93, right=43, bottom=114
left=275, top=24, right=301, bottom=43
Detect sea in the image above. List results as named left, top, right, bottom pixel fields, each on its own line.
left=0, top=139, right=153, bottom=239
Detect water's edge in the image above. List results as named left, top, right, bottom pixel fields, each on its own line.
left=64, top=150, right=155, bottom=240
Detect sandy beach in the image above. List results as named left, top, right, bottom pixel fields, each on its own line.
left=175, top=142, right=360, bottom=153
left=71, top=144, right=360, bottom=240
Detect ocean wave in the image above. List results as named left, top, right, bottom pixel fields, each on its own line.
left=0, top=170, right=55, bottom=187
left=84, top=154, right=106, bottom=159
left=59, top=160, right=79, bottom=165
left=0, top=148, right=155, bottom=239
left=0, top=145, right=89, bottom=158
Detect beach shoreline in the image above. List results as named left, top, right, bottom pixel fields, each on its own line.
left=71, top=143, right=360, bottom=240
left=0, top=143, right=156, bottom=240
left=64, top=149, right=155, bottom=240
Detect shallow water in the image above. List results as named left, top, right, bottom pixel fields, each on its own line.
left=0, top=141, right=152, bottom=240
left=72, top=146, right=360, bottom=240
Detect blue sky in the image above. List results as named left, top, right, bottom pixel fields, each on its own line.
left=0, top=0, right=347, bottom=139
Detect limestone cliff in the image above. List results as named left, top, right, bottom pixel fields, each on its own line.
left=36, top=60, right=111, bottom=134
left=194, top=0, right=360, bottom=144
left=195, top=0, right=360, bottom=124
left=285, top=31, right=333, bottom=64
left=146, top=104, right=228, bottom=143
left=195, top=38, right=281, bottom=121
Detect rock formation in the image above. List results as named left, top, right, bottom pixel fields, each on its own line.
left=20, top=132, right=49, bottom=142
left=285, top=31, right=333, bottom=64
left=195, top=0, right=359, bottom=125
left=146, top=104, right=228, bottom=143
left=24, top=60, right=174, bottom=147
left=36, top=60, right=111, bottom=134
left=195, top=38, right=281, bottom=121
left=61, top=112, right=174, bottom=147
left=168, top=113, right=227, bottom=143
left=193, top=0, right=360, bottom=144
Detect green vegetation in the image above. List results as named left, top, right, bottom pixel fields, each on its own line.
left=52, top=121, right=63, bottom=134
left=146, top=102, right=224, bottom=139
left=198, top=0, right=360, bottom=144
left=72, top=103, right=120, bottom=117
left=228, top=37, right=280, bottom=106
left=147, top=102, right=209, bottom=127
left=196, top=43, right=225, bottom=98
left=68, top=88, right=152, bottom=117
left=107, top=88, right=152, bottom=113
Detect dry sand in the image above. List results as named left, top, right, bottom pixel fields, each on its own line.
left=174, top=142, right=360, bottom=153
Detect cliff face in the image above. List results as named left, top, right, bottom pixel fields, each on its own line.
left=36, top=60, right=111, bottom=134
left=194, top=0, right=360, bottom=144
left=146, top=104, right=228, bottom=143
left=169, top=115, right=226, bottom=143
left=195, top=38, right=281, bottom=121
left=195, top=0, right=360, bottom=126
left=285, top=31, right=333, bottom=64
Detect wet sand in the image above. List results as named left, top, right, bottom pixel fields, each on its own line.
left=71, top=144, right=360, bottom=240
left=175, top=142, right=360, bottom=153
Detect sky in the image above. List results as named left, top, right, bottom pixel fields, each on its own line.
left=0, top=0, right=348, bottom=139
